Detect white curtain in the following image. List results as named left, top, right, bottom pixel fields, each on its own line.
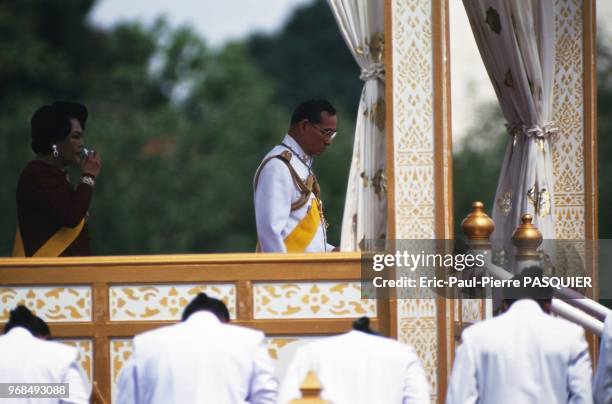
left=463, top=0, right=556, bottom=240
left=328, top=0, right=386, bottom=251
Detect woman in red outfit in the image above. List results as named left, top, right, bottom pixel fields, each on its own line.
left=13, top=101, right=102, bottom=257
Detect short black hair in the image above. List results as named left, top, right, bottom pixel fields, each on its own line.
left=290, top=99, right=336, bottom=126
left=352, top=316, right=379, bottom=336
left=182, top=293, right=230, bottom=323
left=31, top=101, right=88, bottom=154
left=4, top=305, right=50, bottom=338
left=503, top=266, right=554, bottom=307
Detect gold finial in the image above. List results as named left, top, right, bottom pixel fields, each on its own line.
left=290, top=371, right=330, bottom=404
left=461, top=201, right=495, bottom=243
left=512, top=214, right=542, bottom=260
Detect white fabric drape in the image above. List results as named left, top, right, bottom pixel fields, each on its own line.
left=463, top=0, right=556, bottom=240
left=328, top=0, right=386, bottom=251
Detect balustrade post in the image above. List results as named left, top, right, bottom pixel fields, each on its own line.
left=290, top=371, right=329, bottom=404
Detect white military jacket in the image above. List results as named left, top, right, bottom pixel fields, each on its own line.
left=254, top=134, right=333, bottom=253
left=594, top=313, right=612, bottom=404
left=278, top=330, right=430, bottom=404
left=446, top=299, right=593, bottom=404
left=0, top=327, right=90, bottom=404
left=116, top=311, right=278, bottom=404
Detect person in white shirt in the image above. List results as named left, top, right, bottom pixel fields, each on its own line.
left=254, top=99, right=337, bottom=253
left=278, top=317, right=430, bottom=404
left=594, top=312, right=612, bottom=404
left=0, top=305, right=90, bottom=404
left=446, top=266, right=593, bottom=404
left=116, top=293, right=277, bottom=404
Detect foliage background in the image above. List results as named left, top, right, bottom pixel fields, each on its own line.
left=0, top=0, right=610, bottom=256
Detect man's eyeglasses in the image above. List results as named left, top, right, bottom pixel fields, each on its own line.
left=309, top=121, right=337, bottom=140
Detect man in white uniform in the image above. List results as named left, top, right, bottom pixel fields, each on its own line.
left=254, top=99, right=337, bottom=253
left=594, top=312, right=612, bottom=404
left=116, top=293, right=277, bottom=404
left=278, top=317, right=430, bottom=404
left=0, top=305, right=90, bottom=404
left=446, top=267, right=593, bottom=404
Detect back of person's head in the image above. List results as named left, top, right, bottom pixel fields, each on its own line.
left=290, top=99, right=336, bottom=126
left=31, top=101, right=88, bottom=154
left=352, top=316, right=379, bottom=335
left=30, top=316, right=51, bottom=339
left=182, top=293, right=230, bottom=323
left=503, top=266, right=554, bottom=312
left=4, top=305, right=51, bottom=338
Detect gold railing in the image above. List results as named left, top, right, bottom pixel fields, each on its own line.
left=0, top=252, right=388, bottom=403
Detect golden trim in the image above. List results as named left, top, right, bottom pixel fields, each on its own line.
left=93, top=283, right=110, bottom=400
left=0, top=252, right=362, bottom=268
left=434, top=0, right=454, bottom=241
left=384, top=0, right=398, bottom=340
left=583, top=0, right=597, bottom=242
left=433, top=1, right=453, bottom=401
left=237, top=280, right=253, bottom=321
left=583, top=0, right=599, bottom=365
left=385, top=0, right=396, bottom=243
left=0, top=319, right=374, bottom=338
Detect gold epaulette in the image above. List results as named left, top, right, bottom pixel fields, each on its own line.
left=254, top=150, right=318, bottom=211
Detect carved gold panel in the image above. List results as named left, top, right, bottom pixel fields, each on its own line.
left=109, top=284, right=236, bottom=321
left=391, top=0, right=439, bottom=400
left=0, top=286, right=91, bottom=322
left=253, top=282, right=376, bottom=319
left=552, top=0, right=585, bottom=239
left=399, top=315, right=438, bottom=403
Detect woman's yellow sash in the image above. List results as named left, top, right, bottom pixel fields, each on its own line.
left=12, top=219, right=85, bottom=257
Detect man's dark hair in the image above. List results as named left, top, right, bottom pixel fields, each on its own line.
left=182, top=293, right=230, bottom=323
left=503, top=266, right=554, bottom=310
left=352, top=316, right=379, bottom=335
left=31, top=101, right=88, bottom=154
left=290, top=99, right=336, bottom=126
left=4, top=305, right=51, bottom=338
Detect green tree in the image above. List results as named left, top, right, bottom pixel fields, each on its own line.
left=88, top=35, right=291, bottom=253
left=0, top=1, right=296, bottom=254
left=247, top=0, right=361, bottom=115
left=453, top=103, right=506, bottom=238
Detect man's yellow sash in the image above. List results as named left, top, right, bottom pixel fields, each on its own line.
left=12, top=219, right=85, bottom=257
left=284, top=200, right=321, bottom=253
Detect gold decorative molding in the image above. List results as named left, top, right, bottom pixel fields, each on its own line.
left=0, top=286, right=91, bottom=322
left=552, top=0, right=585, bottom=239
left=109, top=284, right=236, bottom=321
left=253, top=282, right=376, bottom=319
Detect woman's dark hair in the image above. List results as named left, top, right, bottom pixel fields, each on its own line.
left=4, top=305, right=50, bottom=338
left=30, top=101, right=88, bottom=154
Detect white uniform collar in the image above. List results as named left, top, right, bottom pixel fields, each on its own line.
left=5, top=327, right=34, bottom=338
left=282, top=134, right=313, bottom=167
left=508, top=299, right=545, bottom=313
left=185, top=310, right=222, bottom=325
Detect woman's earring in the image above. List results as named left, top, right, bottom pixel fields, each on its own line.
left=52, top=144, right=59, bottom=158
